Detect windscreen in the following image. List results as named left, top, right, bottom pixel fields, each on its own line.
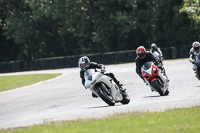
left=141, top=62, right=152, bottom=70
left=84, top=69, right=93, bottom=80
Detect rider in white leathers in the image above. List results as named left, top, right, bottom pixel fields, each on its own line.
left=78, top=56, right=123, bottom=98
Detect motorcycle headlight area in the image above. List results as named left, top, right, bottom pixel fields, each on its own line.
left=88, top=76, right=92, bottom=80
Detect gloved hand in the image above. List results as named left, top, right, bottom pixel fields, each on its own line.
left=154, top=60, right=160, bottom=66
left=157, top=63, right=162, bottom=69
left=189, top=59, right=195, bottom=64
left=101, top=66, right=106, bottom=73
left=143, top=79, right=148, bottom=85
left=101, top=69, right=105, bottom=73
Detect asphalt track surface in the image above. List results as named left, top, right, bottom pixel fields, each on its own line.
left=0, top=59, right=200, bottom=129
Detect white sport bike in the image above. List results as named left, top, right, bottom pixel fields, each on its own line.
left=84, top=69, right=130, bottom=106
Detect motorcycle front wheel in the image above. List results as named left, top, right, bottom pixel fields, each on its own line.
left=97, top=85, right=115, bottom=106
left=151, top=80, right=165, bottom=96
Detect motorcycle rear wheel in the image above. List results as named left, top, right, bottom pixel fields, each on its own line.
left=151, top=80, right=165, bottom=96
left=120, top=91, right=130, bottom=105
left=97, top=85, right=115, bottom=106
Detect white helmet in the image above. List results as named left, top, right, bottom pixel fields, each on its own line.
left=192, top=41, right=200, bottom=50
left=78, top=56, right=90, bottom=70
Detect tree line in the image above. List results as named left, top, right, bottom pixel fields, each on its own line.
left=0, top=0, right=200, bottom=63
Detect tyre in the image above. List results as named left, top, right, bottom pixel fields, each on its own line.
left=120, top=91, right=130, bottom=105
left=151, top=80, right=165, bottom=96
left=196, top=68, right=200, bottom=80
left=97, top=85, right=115, bottom=106
left=165, top=89, right=169, bottom=95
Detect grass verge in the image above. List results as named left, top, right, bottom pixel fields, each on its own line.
left=0, top=73, right=62, bottom=92
left=1, top=106, right=200, bottom=133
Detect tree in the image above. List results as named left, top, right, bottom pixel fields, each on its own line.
left=1, top=0, right=200, bottom=66
left=180, top=0, right=200, bottom=25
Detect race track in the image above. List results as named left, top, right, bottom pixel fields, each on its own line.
left=0, top=59, right=200, bottom=129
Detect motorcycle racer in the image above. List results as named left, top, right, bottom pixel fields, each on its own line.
left=150, top=43, right=164, bottom=65
left=78, top=56, right=123, bottom=98
left=189, top=41, right=200, bottom=64
left=150, top=43, right=163, bottom=57
left=135, top=46, right=169, bottom=83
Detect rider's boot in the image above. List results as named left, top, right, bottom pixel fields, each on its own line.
left=116, top=81, right=126, bottom=92
left=120, top=87, right=126, bottom=93
left=143, top=78, right=148, bottom=85
left=114, top=80, right=126, bottom=92
left=164, top=73, right=170, bottom=82
left=92, top=92, right=98, bottom=98
left=161, top=67, right=170, bottom=82
left=110, top=74, right=123, bottom=87
left=193, top=65, right=196, bottom=71
left=106, top=72, right=125, bottom=92
left=116, top=81, right=123, bottom=88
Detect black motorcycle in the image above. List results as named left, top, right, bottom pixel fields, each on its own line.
left=152, top=51, right=164, bottom=65
left=193, top=53, right=200, bottom=80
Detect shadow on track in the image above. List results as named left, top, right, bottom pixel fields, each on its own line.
left=86, top=104, right=122, bottom=109
left=142, top=95, right=161, bottom=98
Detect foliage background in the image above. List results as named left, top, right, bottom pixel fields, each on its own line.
left=0, top=0, right=200, bottom=63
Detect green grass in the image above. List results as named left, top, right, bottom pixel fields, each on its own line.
left=1, top=107, right=200, bottom=133
left=0, top=73, right=62, bottom=92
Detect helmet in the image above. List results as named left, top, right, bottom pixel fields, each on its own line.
left=136, top=46, right=146, bottom=59
left=151, top=43, right=157, bottom=50
left=192, top=41, right=200, bottom=50
left=78, top=56, right=90, bottom=70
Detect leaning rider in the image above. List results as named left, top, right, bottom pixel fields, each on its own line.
left=78, top=56, right=123, bottom=98
left=189, top=41, right=200, bottom=67
left=150, top=43, right=163, bottom=57
left=135, top=46, right=169, bottom=84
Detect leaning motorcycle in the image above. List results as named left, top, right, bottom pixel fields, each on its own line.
left=152, top=51, right=164, bottom=65
left=141, top=62, right=169, bottom=96
left=84, top=69, right=130, bottom=106
left=193, top=53, right=200, bottom=80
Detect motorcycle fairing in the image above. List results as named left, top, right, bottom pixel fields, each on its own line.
left=142, top=62, right=159, bottom=81
left=84, top=69, right=123, bottom=102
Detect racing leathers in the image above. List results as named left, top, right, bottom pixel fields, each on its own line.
left=189, top=47, right=200, bottom=63
left=150, top=47, right=163, bottom=56
left=150, top=47, right=164, bottom=65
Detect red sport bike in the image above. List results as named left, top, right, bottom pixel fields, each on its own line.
left=141, top=62, right=169, bottom=96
